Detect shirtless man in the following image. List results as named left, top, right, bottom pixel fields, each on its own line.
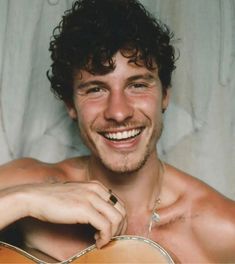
left=0, top=0, right=235, bottom=263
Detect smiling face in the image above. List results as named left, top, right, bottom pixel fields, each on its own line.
left=67, top=52, right=169, bottom=173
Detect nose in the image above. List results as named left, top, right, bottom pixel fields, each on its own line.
left=104, top=90, right=134, bottom=123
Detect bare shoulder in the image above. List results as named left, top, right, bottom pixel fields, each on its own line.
left=0, top=158, right=52, bottom=187
left=0, top=156, right=89, bottom=189
left=166, top=163, right=235, bottom=261
left=193, top=187, right=235, bottom=261
left=57, top=155, right=90, bottom=181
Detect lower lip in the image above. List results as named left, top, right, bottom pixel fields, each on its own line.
left=102, top=133, right=142, bottom=151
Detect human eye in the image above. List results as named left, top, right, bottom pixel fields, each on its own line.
left=77, top=86, right=107, bottom=98
left=128, top=82, right=149, bottom=92
left=131, top=83, right=148, bottom=89
left=86, top=86, right=104, bottom=94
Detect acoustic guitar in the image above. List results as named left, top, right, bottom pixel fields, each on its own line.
left=0, top=235, right=175, bottom=263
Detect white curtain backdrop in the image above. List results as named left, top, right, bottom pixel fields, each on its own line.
left=0, top=0, right=234, bottom=199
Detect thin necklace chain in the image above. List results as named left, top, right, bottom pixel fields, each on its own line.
left=146, top=159, right=165, bottom=238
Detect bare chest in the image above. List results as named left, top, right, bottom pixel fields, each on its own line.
left=148, top=220, right=217, bottom=263
left=124, top=212, right=219, bottom=263
left=21, top=216, right=220, bottom=263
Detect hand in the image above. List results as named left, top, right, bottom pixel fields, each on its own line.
left=19, top=181, right=127, bottom=248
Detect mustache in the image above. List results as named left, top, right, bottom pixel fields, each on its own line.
left=93, top=120, right=147, bottom=132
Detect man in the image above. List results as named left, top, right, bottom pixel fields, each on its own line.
left=0, top=0, right=235, bottom=263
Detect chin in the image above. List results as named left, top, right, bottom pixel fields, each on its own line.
left=99, top=151, right=150, bottom=174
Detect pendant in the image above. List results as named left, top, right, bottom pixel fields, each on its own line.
left=152, top=212, right=160, bottom=222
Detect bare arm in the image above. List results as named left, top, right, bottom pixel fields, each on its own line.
left=0, top=159, right=127, bottom=248
left=0, top=158, right=64, bottom=189
left=0, top=186, right=28, bottom=230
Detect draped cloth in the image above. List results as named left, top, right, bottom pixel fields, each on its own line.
left=0, top=0, right=234, bottom=199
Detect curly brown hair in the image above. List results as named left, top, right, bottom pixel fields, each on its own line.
left=47, top=0, right=176, bottom=103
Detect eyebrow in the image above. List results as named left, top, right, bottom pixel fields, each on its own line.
left=76, top=80, right=107, bottom=90
left=126, top=73, right=156, bottom=83
left=76, top=73, right=156, bottom=90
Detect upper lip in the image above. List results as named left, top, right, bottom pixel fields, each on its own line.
left=98, top=127, right=144, bottom=141
left=98, top=126, right=144, bottom=134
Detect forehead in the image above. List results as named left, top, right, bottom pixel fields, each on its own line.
left=73, top=52, right=158, bottom=84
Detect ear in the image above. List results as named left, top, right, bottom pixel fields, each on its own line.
left=161, top=88, right=170, bottom=112
left=64, top=101, right=77, bottom=120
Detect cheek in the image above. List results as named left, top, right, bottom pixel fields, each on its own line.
left=132, top=94, right=162, bottom=118
left=75, top=100, right=103, bottom=127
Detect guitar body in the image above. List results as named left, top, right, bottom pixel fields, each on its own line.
left=0, top=236, right=175, bottom=264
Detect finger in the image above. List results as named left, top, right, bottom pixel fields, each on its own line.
left=86, top=182, right=126, bottom=220
left=107, top=191, right=127, bottom=236
left=104, top=190, right=127, bottom=236
left=87, top=192, right=125, bottom=237
left=120, top=216, right=128, bottom=235
left=108, top=191, right=118, bottom=206
left=78, top=203, right=113, bottom=247
left=112, top=197, right=126, bottom=218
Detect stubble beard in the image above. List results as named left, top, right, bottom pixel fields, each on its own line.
left=98, top=149, right=150, bottom=174
left=79, top=115, right=163, bottom=174
left=96, top=121, right=163, bottom=174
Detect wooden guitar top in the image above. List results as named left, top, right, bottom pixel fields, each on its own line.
left=0, top=235, right=175, bottom=263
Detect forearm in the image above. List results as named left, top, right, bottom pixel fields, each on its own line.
left=0, top=187, right=27, bottom=230
left=0, top=181, right=127, bottom=251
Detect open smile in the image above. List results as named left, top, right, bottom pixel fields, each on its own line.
left=100, top=128, right=143, bottom=142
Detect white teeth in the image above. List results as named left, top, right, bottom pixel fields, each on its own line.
left=117, top=132, right=122, bottom=140
left=104, top=129, right=141, bottom=141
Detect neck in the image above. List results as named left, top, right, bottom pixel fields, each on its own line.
left=86, top=151, right=163, bottom=213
